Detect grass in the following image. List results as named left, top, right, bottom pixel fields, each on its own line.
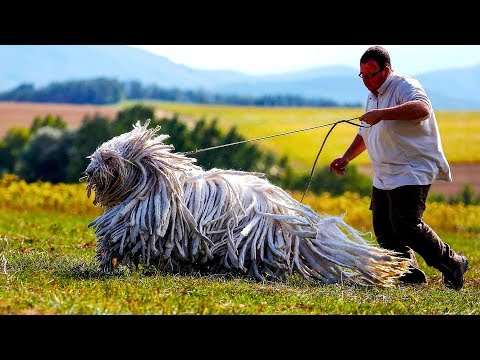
left=120, top=100, right=480, bottom=171
left=1, top=206, right=478, bottom=315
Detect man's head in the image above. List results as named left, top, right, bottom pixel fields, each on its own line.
left=359, top=46, right=391, bottom=94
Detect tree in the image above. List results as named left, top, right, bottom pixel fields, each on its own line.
left=0, top=127, right=30, bottom=174
left=66, top=114, right=114, bottom=182
left=154, top=115, right=191, bottom=152
left=16, top=127, right=73, bottom=183
left=30, top=114, right=67, bottom=133
left=113, top=104, right=155, bottom=135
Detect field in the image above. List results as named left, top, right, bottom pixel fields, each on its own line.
left=1, top=100, right=479, bottom=198
left=1, top=177, right=479, bottom=315
left=0, top=101, right=479, bottom=314
left=0, top=101, right=119, bottom=138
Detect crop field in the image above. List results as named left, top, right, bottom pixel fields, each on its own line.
left=2, top=100, right=478, bottom=171
left=0, top=101, right=119, bottom=138
left=126, top=100, right=480, bottom=168
left=1, top=100, right=479, bottom=197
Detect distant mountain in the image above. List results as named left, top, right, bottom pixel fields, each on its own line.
left=417, top=65, right=480, bottom=110
left=0, top=45, right=479, bottom=110
left=214, top=66, right=480, bottom=110
left=213, top=69, right=366, bottom=106
left=0, top=45, right=251, bottom=91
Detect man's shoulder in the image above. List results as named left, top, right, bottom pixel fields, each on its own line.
left=391, top=72, right=424, bottom=91
left=393, top=72, right=421, bottom=85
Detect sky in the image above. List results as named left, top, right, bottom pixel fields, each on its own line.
left=130, top=45, right=480, bottom=76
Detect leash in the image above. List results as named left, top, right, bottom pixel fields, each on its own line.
left=180, top=116, right=370, bottom=202
left=181, top=117, right=362, bottom=156
left=300, top=118, right=368, bottom=203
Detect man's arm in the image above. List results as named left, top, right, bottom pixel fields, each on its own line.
left=360, top=100, right=430, bottom=126
left=329, top=134, right=366, bottom=175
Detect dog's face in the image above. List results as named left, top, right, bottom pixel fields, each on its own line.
left=81, top=121, right=181, bottom=208
left=82, top=147, right=127, bottom=207
left=81, top=126, right=155, bottom=208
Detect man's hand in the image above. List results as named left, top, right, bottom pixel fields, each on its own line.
left=360, top=109, right=382, bottom=126
left=329, top=157, right=349, bottom=175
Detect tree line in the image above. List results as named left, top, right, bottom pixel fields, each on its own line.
left=0, top=78, right=362, bottom=107
left=0, top=104, right=372, bottom=197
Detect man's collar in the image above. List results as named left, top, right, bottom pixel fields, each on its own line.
left=377, top=70, right=395, bottom=96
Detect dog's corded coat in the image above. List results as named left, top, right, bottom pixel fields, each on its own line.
left=83, top=120, right=410, bottom=286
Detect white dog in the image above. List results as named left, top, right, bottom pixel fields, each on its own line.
left=82, top=120, right=409, bottom=287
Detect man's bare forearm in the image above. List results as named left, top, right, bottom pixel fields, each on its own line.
left=343, top=134, right=366, bottom=162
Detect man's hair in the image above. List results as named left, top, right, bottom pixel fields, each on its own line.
left=360, top=46, right=391, bottom=69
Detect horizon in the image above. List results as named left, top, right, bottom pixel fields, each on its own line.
left=130, top=45, right=480, bottom=76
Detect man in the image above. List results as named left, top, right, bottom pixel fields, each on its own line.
left=329, top=45, right=468, bottom=290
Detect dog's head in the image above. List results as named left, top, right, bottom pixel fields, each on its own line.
left=81, top=120, right=183, bottom=208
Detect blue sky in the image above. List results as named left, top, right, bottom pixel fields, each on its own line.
left=130, top=45, right=480, bottom=76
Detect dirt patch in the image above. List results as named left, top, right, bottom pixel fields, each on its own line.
left=0, top=101, right=119, bottom=138
left=358, top=163, right=480, bottom=198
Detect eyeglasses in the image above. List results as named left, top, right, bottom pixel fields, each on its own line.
left=358, top=67, right=384, bottom=80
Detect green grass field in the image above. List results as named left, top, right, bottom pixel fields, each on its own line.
left=1, top=178, right=478, bottom=315
left=120, top=101, right=480, bottom=172
left=1, top=208, right=477, bottom=315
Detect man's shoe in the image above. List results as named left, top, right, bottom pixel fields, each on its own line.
left=442, top=255, right=468, bottom=290
left=399, top=266, right=427, bottom=284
